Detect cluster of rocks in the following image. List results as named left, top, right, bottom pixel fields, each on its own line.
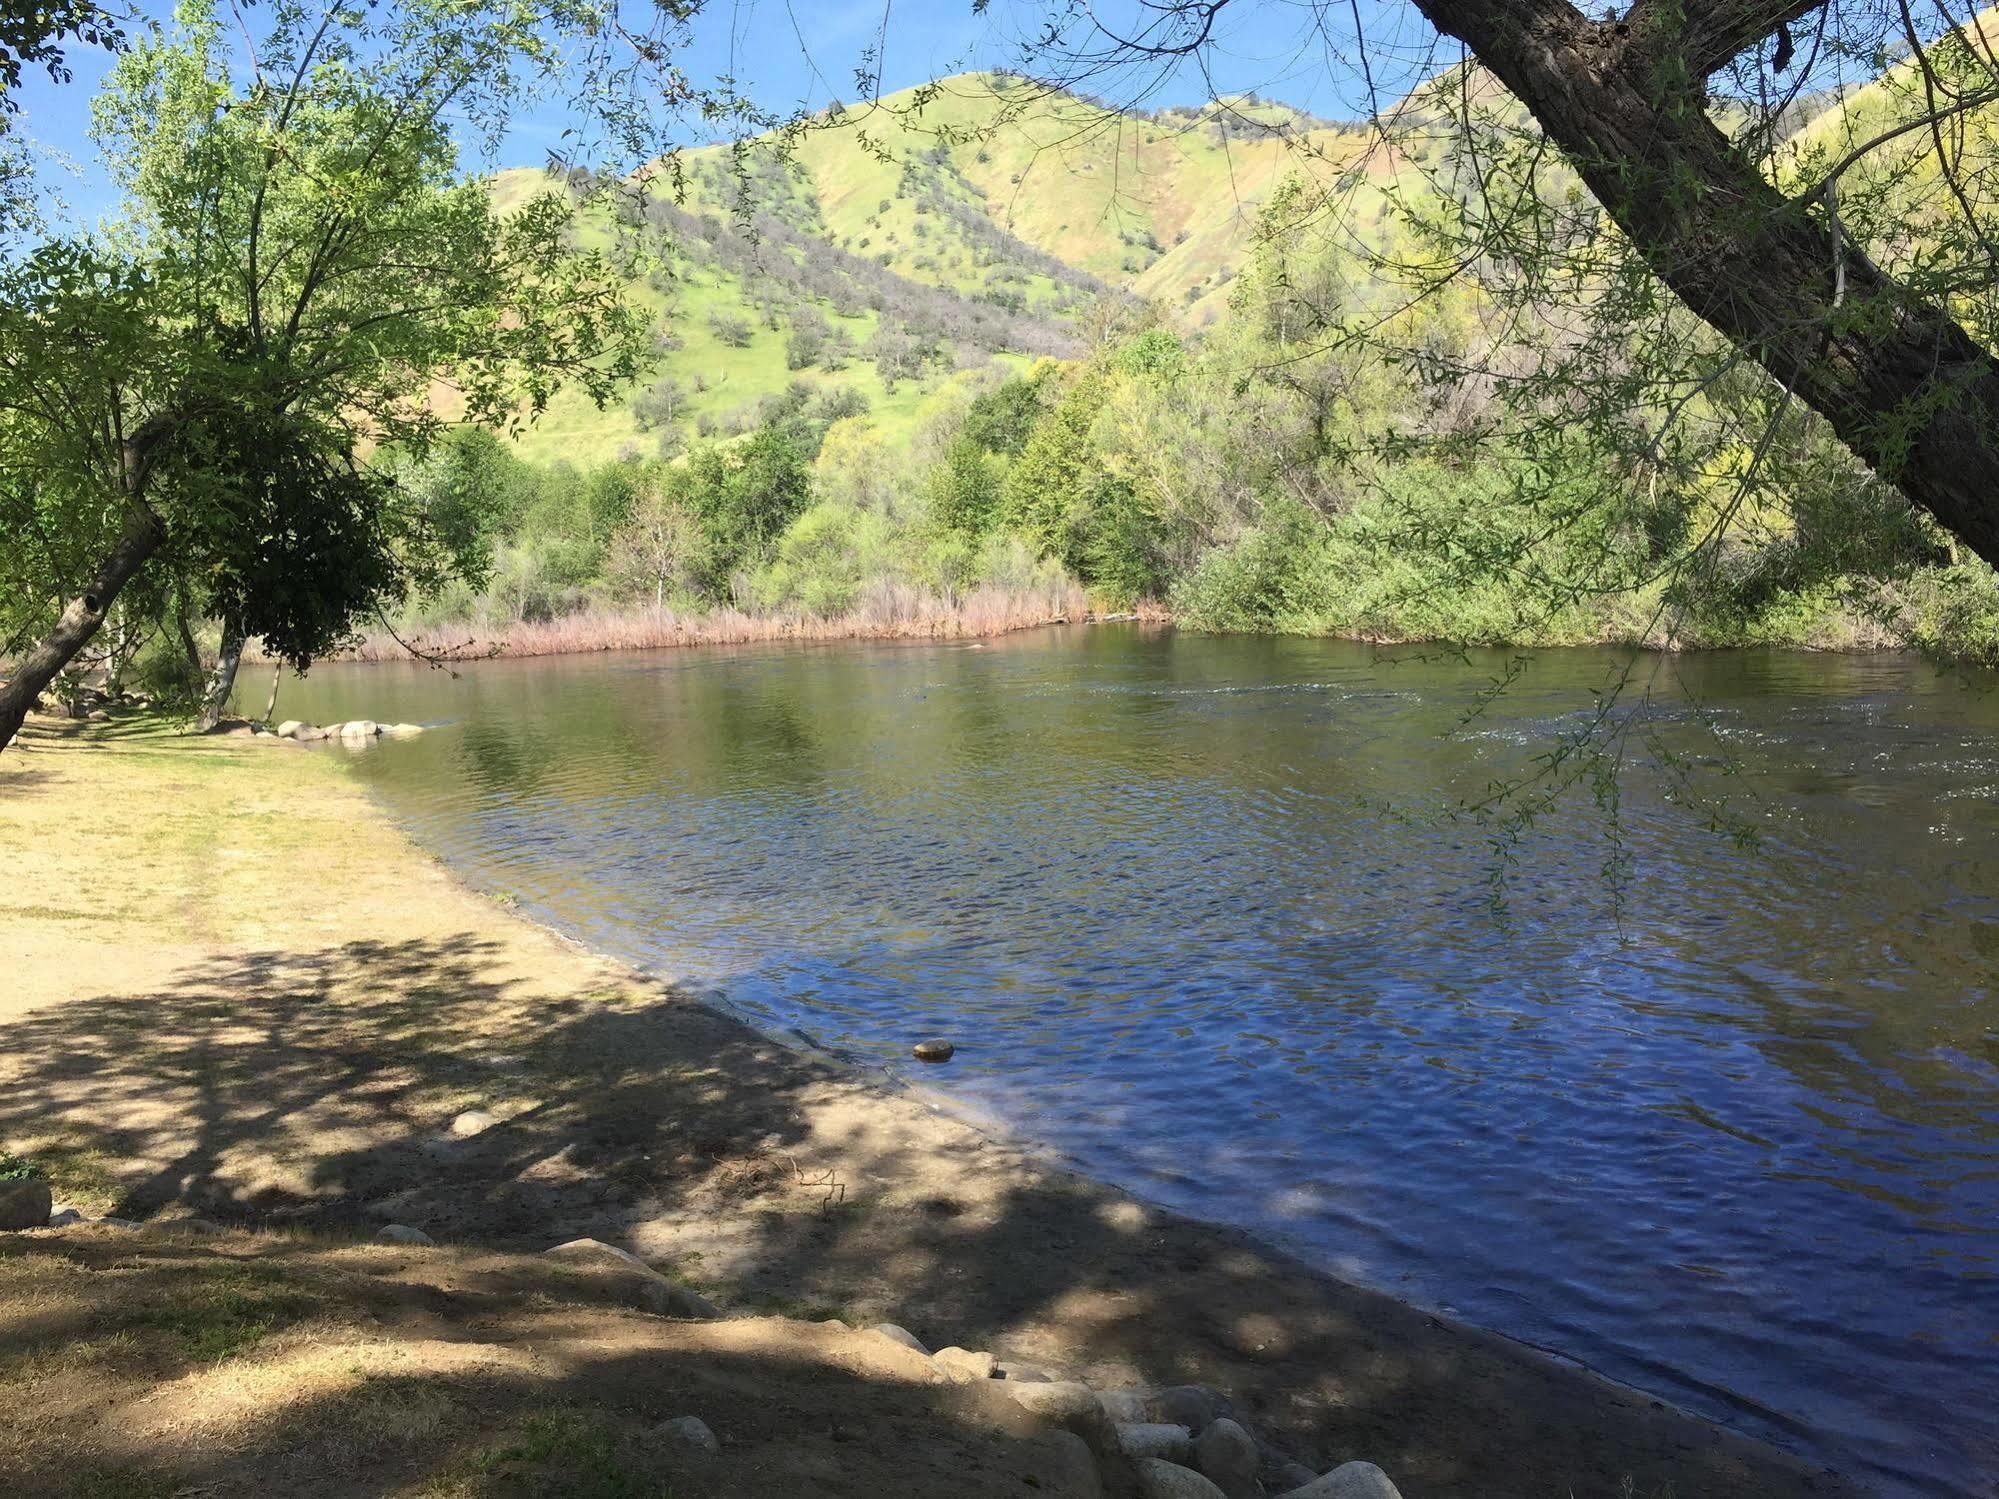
left=18, top=1190, right=1404, bottom=1499
left=917, top=1338, right=1405, bottom=1499
left=358, top=1225, right=1407, bottom=1497
left=270, top=718, right=425, bottom=743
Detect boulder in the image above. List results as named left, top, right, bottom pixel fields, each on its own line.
left=1275, top=1462, right=1403, bottom=1499
left=1098, top=1389, right=1154, bottom=1423
left=275, top=720, right=310, bottom=739
left=932, top=1346, right=998, bottom=1382
left=1154, top=1386, right=1232, bottom=1432
left=1032, top=1429, right=1105, bottom=1499
left=872, top=1323, right=930, bottom=1356
left=374, top=1223, right=434, bottom=1246
left=658, top=1415, right=719, bottom=1452
left=0, top=1178, right=51, bottom=1229
left=636, top=1277, right=721, bottom=1320
left=545, top=1237, right=649, bottom=1269
left=999, top=1362, right=1055, bottom=1383
left=912, top=1039, right=955, bottom=1062
left=1007, top=1381, right=1119, bottom=1456
left=46, top=1207, right=84, bottom=1228
left=338, top=719, right=378, bottom=740
left=1134, top=1458, right=1228, bottom=1499
left=381, top=722, right=425, bottom=738
left=1193, top=1419, right=1260, bottom=1499
left=1118, top=1424, right=1194, bottom=1464
left=86, top=708, right=110, bottom=722
left=448, top=1109, right=498, bottom=1138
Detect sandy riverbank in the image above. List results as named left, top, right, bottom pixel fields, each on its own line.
left=0, top=717, right=1859, bottom=1498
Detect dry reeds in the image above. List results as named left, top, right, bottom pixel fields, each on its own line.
left=322, top=576, right=1096, bottom=663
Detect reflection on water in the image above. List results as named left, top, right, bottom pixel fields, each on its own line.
left=265, top=629, right=1999, bottom=1496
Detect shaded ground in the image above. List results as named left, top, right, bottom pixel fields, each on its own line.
left=0, top=717, right=1861, bottom=1497
left=0, top=1225, right=1104, bottom=1499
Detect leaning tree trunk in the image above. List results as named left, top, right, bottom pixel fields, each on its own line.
left=260, top=662, right=283, bottom=725
left=195, top=618, right=246, bottom=733
left=1412, top=0, right=1999, bottom=570
left=0, top=503, right=165, bottom=752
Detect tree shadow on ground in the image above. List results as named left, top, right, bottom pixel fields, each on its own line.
left=0, top=939, right=1860, bottom=1499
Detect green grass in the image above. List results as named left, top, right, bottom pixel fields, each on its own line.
left=126, top=1262, right=325, bottom=1363
left=448, top=1411, right=679, bottom=1499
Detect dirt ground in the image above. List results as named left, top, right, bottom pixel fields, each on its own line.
left=0, top=716, right=1863, bottom=1498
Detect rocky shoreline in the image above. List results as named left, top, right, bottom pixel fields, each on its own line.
left=0, top=720, right=1865, bottom=1498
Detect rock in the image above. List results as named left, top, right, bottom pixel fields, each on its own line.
left=1154, top=1386, right=1232, bottom=1432
left=871, top=1323, right=930, bottom=1356
left=86, top=708, right=110, bottom=722
left=912, top=1039, right=955, bottom=1063
left=1099, top=1389, right=1155, bottom=1424
left=448, top=1109, right=498, bottom=1138
left=1134, top=1457, right=1228, bottom=1499
left=1033, top=1429, right=1104, bottom=1499
left=1007, top=1381, right=1119, bottom=1455
left=658, top=1415, right=719, bottom=1452
left=1265, top=1461, right=1321, bottom=1494
left=1118, top=1423, right=1195, bottom=1463
left=95, top=1217, right=140, bottom=1229
left=545, top=1237, right=649, bottom=1269
left=275, top=720, right=309, bottom=739
left=1275, top=1462, right=1404, bottom=1499
left=932, top=1346, right=998, bottom=1382
left=381, top=722, right=425, bottom=738
left=374, top=1223, right=434, bottom=1246
left=999, top=1362, right=1055, bottom=1383
left=337, top=719, right=379, bottom=740
left=0, top=1178, right=51, bottom=1229
left=1193, top=1419, right=1260, bottom=1499
left=636, top=1278, right=721, bottom=1320
left=46, top=1207, right=84, bottom=1228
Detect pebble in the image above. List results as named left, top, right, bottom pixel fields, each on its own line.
left=658, top=1415, right=719, bottom=1452
left=872, top=1323, right=930, bottom=1356
left=912, top=1039, right=955, bottom=1063
left=1134, top=1457, right=1229, bottom=1499
left=1275, top=1462, right=1404, bottom=1499
left=374, top=1223, right=434, bottom=1246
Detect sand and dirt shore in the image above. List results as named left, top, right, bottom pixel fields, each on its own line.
left=0, top=715, right=1859, bottom=1498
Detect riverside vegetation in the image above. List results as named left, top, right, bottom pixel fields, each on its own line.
left=17, top=14, right=1999, bottom=735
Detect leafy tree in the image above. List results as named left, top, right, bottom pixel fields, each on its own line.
left=605, top=473, right=707, bottom=608
left=0, top=0, right=645, bottom=744
left=927, top=434, right=1005, bottom=534
left=999, top=369, right=1108, bottom=566
left=685, top=424, right=813, bottom=596
left=0, top=0, right=119, bottom=109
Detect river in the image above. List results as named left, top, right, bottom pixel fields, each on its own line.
left=258, top=626, right=1999, bottom=1496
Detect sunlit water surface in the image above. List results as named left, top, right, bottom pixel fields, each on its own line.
left=263, top=629, right=1999, bottom=1495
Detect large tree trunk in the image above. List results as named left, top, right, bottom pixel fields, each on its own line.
left=1412, top=0, right=1999, bottom=568
left=195, top=617, right=246, bottom=733
left=0, top=503, right=165, bottom=751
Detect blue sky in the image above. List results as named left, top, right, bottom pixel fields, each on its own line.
left=8, top=0, right=1431, bottom=224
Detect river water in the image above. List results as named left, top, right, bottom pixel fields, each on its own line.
left=262, top=628, right=1999, bottom=1495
